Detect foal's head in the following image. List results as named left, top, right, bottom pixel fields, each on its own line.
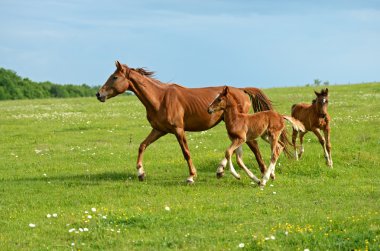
left=96, top=61, right=133, bottom=102
left=208, top=86, right=230, bottom=114
left=313, top=88, right=329, bottom=118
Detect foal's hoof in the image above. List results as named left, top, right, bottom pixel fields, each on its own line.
left=138, top=173, right=145, bottom=181
left=186, top=177, right=195, bottom=184
left=270, top=173, right=276, bottom=180
left=216, top=172, right=225, bottom=179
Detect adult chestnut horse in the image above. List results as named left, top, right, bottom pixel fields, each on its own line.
left=96, top=61, right=272, bottom=183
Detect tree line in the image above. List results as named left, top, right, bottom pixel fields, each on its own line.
left=0, top=67, right=100, bottom=100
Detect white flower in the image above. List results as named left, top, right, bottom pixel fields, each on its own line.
left=165, top=206, right=171, bottom=211
left=85, top=211, right=89, bottom=214
left=87, top=215, right=92, bottom=219
left=238, top=243, right=245, bottom=248
left=270, top=235, right=276, bottom=240
left=29, top=223, right=36, bottom=228
left=91, top=208, right=96, bottom=212
left=46, top=214, right=52, bottom=218
left=273, top=192, right=277, bottom=195
left=285, top=231, right=289, bottom=235
left=304, top=249, right=310, bottom=251
left=68, top=228, right=76, bottom=233
left=52, top=213, right=58, bottom=218
left=83, top=228, right=89, bottom=232
left=102, top=215, right=107, bottom=219
left=43, top=173, right=47, bottom=177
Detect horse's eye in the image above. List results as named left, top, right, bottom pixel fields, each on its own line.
left=113, top=76, right=118, bottom=80
left=217, top=98, right=222, bottom=102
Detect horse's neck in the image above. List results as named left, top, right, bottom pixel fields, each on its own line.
left=224, top=97, right=240, bottom=128
left=128, top=71, right=165, bottom=111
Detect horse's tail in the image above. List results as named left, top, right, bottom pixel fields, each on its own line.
left=279, top=116, right=305, bottom=159
left=283, top=116, right=305, bottom=132
left=242, top=88, right=273, bottom=112
left=279, top=129, right=293, bottom=159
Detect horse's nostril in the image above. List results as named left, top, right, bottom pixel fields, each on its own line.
left=96, top=92, right=100, bottom=98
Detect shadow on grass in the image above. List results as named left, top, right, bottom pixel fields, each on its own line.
left=9, top=171, right=135, bottom=183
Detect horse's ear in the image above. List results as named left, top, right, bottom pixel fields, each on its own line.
left=223, top=86, right=229, bottom=95
left=314, top=90, right=320, bottom=96
left=324, top=88, right=329, bottom=95
left=115, top=61, right=123, bottom=72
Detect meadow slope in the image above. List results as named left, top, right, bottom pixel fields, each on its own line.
left=0, top=83, right=379, bottom=250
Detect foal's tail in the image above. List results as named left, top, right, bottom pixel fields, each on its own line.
left=283, top=116, right=305, bottom=132
left=242, top=88, right=273, bottom=112
left=279, top=116, right=305, bottom=158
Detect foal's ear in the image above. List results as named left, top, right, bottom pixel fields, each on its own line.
left=324, top=88, right=329, bottom=95
left=314, top=90, right=321, bottom=96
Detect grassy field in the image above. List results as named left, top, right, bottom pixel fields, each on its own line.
left=0, top=83, right=379, bottom=250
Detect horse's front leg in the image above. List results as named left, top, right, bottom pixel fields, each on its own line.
left=312, top=128, right=331, bottom=167
left=136, top=129, right=167, bottom=181
left=174, top=128, right=197, bottom=184
left=323, top=127, right=333, bottom=167
left=215, top=147, right=241, bottom=179
left=225, top=138, right=245, bottom=180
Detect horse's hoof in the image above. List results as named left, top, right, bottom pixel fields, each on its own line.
left=138, top=173, right=145, bottom=181
left=216, top=172, right=225, bottom=179
left=186, top=177, right=195, bottom=184
left=270, top=174, right=276, bottom=180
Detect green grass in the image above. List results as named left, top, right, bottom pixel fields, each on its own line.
left=0, top=83, right=379, bottom=250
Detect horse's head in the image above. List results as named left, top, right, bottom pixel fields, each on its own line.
left=208, top=86, right=229, bottom=114
left=96, top=61, right=132, bottom=102
left=314, top=88, right=329, bottom=118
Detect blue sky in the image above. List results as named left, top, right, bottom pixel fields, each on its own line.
left=0, top=0, right=379, bottom=88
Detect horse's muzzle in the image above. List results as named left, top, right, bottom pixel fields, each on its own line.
left=207, top=108, right=214, bottom=114
left=96, top=92, right=106, bottom=102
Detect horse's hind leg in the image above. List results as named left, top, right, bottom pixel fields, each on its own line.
left=174, top=128, right=197, bottom=183
left=235, top=144, right=260, bottom=184
left=292, top=129, right=299, bottom=160
left=137, top=129, right=167, bottom=181
left=246, top=139, right=267, bottom=177
left=298, top=131, right=306, bottom=159
left=260, top=133, right=281, bottom=188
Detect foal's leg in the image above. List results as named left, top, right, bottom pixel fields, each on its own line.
left=260, top=133, right=281, bottom=188
left=323, top=128, right=333, bottom=167
left=246, top=139, right=267, bottom=176
left=292, top=129, right=299, bottom=160
left=216, top=147, right=241, bottom=178
left=235, top=145, right=260, bottom=184
left=312, top=128, right=330, bottom=167
left=137, top=129, right=167, bottom=181
left=298, top=131, right=306, bottom=159
left=174, top=128, right=197, bottom=183
left=225, top=138, right=245, bottom=180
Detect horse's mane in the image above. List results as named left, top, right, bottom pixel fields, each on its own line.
left=133, top=67, right=155, bottom=77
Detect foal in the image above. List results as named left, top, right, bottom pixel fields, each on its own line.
left=291, top=88, right=332, bottom=167
left=208, top=86, right=305, bottom=187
